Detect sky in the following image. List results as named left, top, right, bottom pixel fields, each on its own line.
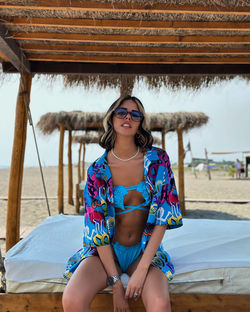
left=0, top=74, right=250, bottom=168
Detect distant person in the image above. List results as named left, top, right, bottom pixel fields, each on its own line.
left=241, top=161, right=245, bottom=177
left=62, top=95, right=183, bottom=312
left=235, top=159, right=241, bottom=179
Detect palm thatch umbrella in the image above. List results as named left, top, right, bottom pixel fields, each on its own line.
left=37, top=110, right=209, bottom=214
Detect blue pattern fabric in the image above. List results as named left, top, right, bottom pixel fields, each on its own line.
left=63, top=146, right=183, bottom=281
left=114, top=181, right=151, bottom=215
left=112, top=241, right=142, bottom=272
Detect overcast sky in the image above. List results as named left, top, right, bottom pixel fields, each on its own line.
left=0, top=74, right=249, bottom=168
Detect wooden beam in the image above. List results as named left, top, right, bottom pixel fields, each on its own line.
left=25, top=53, right=250, bottom=64
left=6, top=74, right=32, bottom=251
left=177, top=127, right=185, bottom=216
left=78, top=144, right=82, bottom=184
left=0, top=1, right=249, bottom=13
left=68, top=130, right=73, bottom=206
left=11, top=32, right=250, bottom=44
left=58, top=124, right=65, bottom=214
left=20, top=43, right=250, bottom=55
left=3, top=16, right=250, bottom=30
left=161, top=131, right=166, bottom=150
left=1, top=293, right=250, bottom=312
left=3, top=62, right=250, bottom=75
left=0, top=50, right=9, bottom=61
left=82, top=144, right=86, bottom=181
left=0, top=23, right=30, bottom=73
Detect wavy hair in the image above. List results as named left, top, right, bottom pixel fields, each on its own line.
left=99, top=95, right=153, bottom=151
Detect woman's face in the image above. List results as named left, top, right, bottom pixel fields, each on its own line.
left=112, top=99, right=141, bottom=138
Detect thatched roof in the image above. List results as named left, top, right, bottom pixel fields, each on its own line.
left=0, top=0, right=249, bottom=90
left=72, top=133, right=162, bottom=146
left=72, top=134, right=99, bottom=145
left=37, top=111, right=209, bottom=134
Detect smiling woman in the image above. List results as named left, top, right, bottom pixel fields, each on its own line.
left=62, top=95, right=183, bottom=312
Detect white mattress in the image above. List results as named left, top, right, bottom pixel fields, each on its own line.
left=4, top=214, right=250, bottom=294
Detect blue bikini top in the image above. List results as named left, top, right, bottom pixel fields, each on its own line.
left=113, top=181, right=151, bottom=216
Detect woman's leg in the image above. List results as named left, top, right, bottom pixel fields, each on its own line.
left=62, top=256, right=108, bottom=312
left=127, top=259, right=171, bottom=312
left=141, top=266, right=171, bottom=312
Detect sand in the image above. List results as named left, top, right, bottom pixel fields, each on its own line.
left=1, top=166, right=250, bottom=257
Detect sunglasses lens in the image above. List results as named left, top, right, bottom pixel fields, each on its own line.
left=131, top=111, right=143, bottom=122
left=114, top=108, right=144, bottom=122
left=114, top=108, right=127, bottom=119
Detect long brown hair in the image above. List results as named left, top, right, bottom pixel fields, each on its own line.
left=99, top=95, right=153, bottom=150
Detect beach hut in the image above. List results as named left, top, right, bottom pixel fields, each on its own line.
left=1, top=1, right=250, bottom=311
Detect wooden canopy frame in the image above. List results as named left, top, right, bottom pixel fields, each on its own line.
left=1, top=1, right=250, bottom=311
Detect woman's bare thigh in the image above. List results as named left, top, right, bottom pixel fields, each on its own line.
left=63, top=256, right=108, bottom=305
left=141, top=266, right=171, bottom=311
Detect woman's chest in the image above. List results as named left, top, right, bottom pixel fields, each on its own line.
left=109, top=160, right=144, bottom=187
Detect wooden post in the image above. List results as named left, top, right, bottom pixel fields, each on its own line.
left=82, top=143, right=86, bottom=181
left=58, top=124, right=65, bottom=214
left=205, top=148, right=211, bottom=180
left=75, top=183, right=80, bottom=214
left=80, top=144, right=86, bottom=206
left=6, top=74, right=32, bottom=251
left=78, top=144, right=82, bottom=184
left=68, top=130, right=74, bottom=205
left=161, top=131, right=166, bottom=150
left=177, top=128, right=185, bottom=215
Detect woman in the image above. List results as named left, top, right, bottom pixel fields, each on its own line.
left=62, top=95, right=183, bottom=312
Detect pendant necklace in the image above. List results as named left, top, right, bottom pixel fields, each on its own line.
left=111, top=146, right=139, bottom=162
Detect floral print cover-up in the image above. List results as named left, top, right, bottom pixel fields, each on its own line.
left=63, top=146, right=183, bottom=281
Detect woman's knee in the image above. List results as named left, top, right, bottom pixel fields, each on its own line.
left=144, top=295, right=171, bottom=312
left=62, top=285, right=91, bottom=312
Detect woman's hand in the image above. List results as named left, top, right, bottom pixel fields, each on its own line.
left=125, top=267, right=148, bottom=301
left=113, top=280, right=131, bottom=312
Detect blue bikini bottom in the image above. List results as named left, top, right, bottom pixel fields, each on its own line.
left=112, top=241, right=142, bottom=273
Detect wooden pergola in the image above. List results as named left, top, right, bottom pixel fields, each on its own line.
left=1, top=1, right=250, bottom=311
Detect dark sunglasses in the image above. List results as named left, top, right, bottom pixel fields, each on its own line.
left=113, top=107, right=144, bottom=122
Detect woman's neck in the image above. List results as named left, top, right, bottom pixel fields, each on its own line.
left=113, top=136, right=138, bottom=158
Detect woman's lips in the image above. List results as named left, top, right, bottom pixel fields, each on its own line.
left=121, top=123, right=131, bottom=128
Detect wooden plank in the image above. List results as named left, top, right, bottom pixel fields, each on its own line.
left=170, top=294, right=250, bottom=312
left=25, top=53, right=250, bottom=64
left=0, top=0, right=249, bottom=13
left=0, top=23, right=30, bottom=72
left=186, top=198, right=250, bottom=204
left=20, top=43, right=250, bottom=55
left=3, top=16, right=250, bottom=30
left=11, top=32, right=250, bottom=44
left=0, top=49, right=9, bottom=61
left=1, top=293, right=250, bottom=312
left=3, top=62, right=250, bottom=75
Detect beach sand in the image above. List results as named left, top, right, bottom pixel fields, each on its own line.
left=1, top=166, right=250, bottom=257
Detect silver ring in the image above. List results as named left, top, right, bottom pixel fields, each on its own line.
left=134, top=292, right=139, bottom=297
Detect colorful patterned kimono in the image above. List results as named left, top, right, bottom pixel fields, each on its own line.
left=63, top=146, right=183, bottom=281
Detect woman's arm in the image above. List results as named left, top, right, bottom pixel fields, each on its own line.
left=125, top=224, right=167, bottom=299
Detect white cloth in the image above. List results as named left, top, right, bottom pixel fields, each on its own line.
left=4, top=215, right=250, bottom=283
